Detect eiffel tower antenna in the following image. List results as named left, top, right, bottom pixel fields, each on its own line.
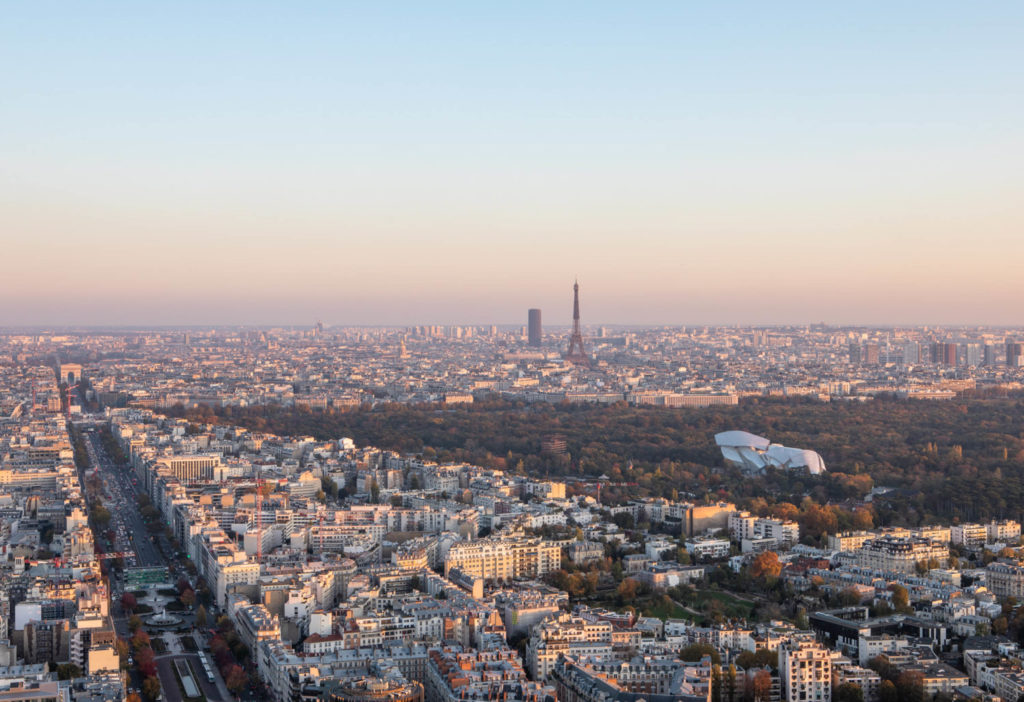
left=564, top=279, right=590, bottom=366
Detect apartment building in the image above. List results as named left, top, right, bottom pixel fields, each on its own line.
left=568, top=541, right=605, bottom=565
left=444, top=538, right=560, bottom=580
left=730, top=512, right=799, bottom=548
left=855, top=536, right=948, bottom=575
left=827, top=532, right=875, bottom=552
left=779, top=636, right=832, bottom=702
left=424, top=647, right=546, bottom=702
left=154, top=455, right=221, bottom=482
left=552, top=656, right=712, bottom=702
left=196, top=532, right=261, bottom=606
left=525, top=613, right=613, bottom=680
left=951, top=524, right=989, bottom=550
left=834, top=665, right=880, bottom=701
left=987, top=520, right=1022, bottom=544
left=986, top=562, right=1024, bottom=599
left=684, top=537, right=731, bottom=560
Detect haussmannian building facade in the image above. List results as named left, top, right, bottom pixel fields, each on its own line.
left=987, top=562, right=1024, bottom=599
left=854, top=536, right=949, bottom=575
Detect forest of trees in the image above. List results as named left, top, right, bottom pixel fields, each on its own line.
left=166, top=393, right=1024, bottom=526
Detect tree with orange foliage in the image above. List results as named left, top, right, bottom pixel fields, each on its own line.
left=799, top=500, right=838, bottom=541
left=749, top=551, right=782, bottom=581
left=852, top=507, right=874, bottom=530
left=747, top=669, right=772, bottom=702
left=772, top=502, right=799, bottom=522
left=225, top=664, right=248, bottom=694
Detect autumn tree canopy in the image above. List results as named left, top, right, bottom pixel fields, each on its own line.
left=749, top=551, right=782, bottom=581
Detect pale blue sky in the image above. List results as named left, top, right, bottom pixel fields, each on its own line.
left=2, top=2, right=1022, bottom=326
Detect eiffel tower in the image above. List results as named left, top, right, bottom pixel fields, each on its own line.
left=563, top=279, right=590, bottom=366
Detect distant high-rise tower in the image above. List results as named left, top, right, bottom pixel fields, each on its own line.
left=983, top=343, right=996, bottom=366
left=848, top=343, right=862, bottom=365
left=902, top=341, right=920, bottom=365
left=1007, top=341, right=1023, bottom=367
left=934, top=341, right=958, bottom=366
left=528, top=309, right=542, bottom=347
left=964, top=343, right=982, bottom=367
left=863, top=343, right=880, bottom=365
left=563, top=280, right=589, bottom=366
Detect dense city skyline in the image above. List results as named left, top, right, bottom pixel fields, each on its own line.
left=4, top=323, right=1024, bottom=702
left=3, top=3, right=1023, bottom=326
left=4, top=6, right=1024, bottom=702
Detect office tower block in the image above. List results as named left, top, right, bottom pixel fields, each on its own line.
left=983, top=344, right=996, bottom=366
left=941, top=342, right=958, bottom=366
left=930, top=342, right=957, bottom=366
left=964, top=343, right=982, bottom=367
left=1007, top=341, right=1022, bottom=367
left=863, top=343, right=880, bottom=365
left=848, top=343, right=862, bottom=365
left=902, top=341, right=920, bottom=365
left=528, top=309, right=542, bottom=347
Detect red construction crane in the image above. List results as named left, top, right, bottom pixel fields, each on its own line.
left=64, top=383, right=79, bottom=418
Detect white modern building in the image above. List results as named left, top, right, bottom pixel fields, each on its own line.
left=715, top=431, right=826, bottom=474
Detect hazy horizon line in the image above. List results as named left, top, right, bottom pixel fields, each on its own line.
left=4, top=321, right=1024, bottom=332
